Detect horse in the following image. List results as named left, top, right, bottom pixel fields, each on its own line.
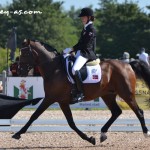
left=12, top=39, right=150, bottom=145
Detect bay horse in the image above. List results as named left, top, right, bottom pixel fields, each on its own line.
left=12, top=39, right=150, bottom=145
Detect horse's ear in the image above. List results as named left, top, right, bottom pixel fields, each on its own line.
left=27, top=39, right=30, bottom=45
left=22, top=39, right=30, bottom=46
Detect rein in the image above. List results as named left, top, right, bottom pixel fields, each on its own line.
left=20, top=46, right=29, bottom=50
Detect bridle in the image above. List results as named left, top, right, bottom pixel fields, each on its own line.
left=19, top=44, right=51, bottom=73
left=18, top=40, right=60, bottom=76
left=19, top=45, right=36, bottom=74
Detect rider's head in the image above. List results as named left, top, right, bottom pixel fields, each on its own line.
left=123, top=52, right=130, bottom=59
left=78, top=8, right=95, bottom=24
left=140, top=47, right=145, bottom=53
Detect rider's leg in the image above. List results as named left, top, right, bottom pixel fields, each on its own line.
left=72, top=55, right=88, bottom=75
left=72, top=55, right=88, bottom=102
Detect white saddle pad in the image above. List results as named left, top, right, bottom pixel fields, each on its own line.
left=65, top=57, right=101, bottom=84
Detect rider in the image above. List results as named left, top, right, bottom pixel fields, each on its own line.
left=122, top=52, right=130, bottom=63
left=64, top=8, right=97, bottom=103
left=10, top=56, right=19, bottom=76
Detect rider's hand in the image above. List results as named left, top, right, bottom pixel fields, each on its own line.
left=70, top=51, right=75, bottom=56
left=63, top=48, right=72, bottom=54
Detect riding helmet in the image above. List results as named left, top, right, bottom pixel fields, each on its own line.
left=78, top=8, right=94, bottom=17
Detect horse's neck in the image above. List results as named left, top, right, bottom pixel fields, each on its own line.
left=31, top=41, right=56, bottom=62
left=39, top=55, right=62, bottom=80
left=30, top=41, right=62, bottom=79
left=30, top=42, right=56, bottom=59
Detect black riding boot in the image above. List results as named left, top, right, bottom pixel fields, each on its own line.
left=71, top=70, right=84, bottom=103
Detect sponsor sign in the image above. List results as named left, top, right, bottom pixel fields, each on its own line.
left=135, top=80, right=150, bottom=96
left=7, top=77, right=44, bottom=99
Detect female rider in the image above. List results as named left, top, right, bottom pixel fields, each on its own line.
left=64, top=8, right=97, bottom=103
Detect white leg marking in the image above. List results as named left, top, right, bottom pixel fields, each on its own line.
left=144, top=131, right=150, bottom=138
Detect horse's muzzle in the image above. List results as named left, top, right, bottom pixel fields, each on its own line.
left=17, top=66, right=28, bottom=77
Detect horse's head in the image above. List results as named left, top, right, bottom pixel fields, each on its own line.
left=18, top=39, right=60, bottom=77
left=18, top=39, right=36, bottom=77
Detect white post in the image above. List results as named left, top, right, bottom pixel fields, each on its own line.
left=2, top=70, right=7, bottom=95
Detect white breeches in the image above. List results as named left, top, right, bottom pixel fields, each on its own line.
left=72, top=51, right=88, bottom=75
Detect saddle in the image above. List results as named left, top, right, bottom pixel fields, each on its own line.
left=64, top=56, right=101, bottom=84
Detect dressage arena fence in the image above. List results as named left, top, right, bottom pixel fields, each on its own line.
left=0, top=119, right=150, bottom=132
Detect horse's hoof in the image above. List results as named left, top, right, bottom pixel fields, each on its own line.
left=12, top=133, right=21, bottom=140
left=100, top=133, right=107, bottom=143
left=89, top=136, right=96, bottom=145
left=144, top=131, right=150, bottom=138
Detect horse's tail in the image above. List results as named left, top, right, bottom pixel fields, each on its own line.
left=129, top=60, right=150, bottom=89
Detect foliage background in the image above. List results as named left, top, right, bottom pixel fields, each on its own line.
left=0, top=0, right=150, bottom=72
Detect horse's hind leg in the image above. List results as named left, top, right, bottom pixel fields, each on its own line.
left=123, top=97, right=150, bottom=137
left=12, top=98, right=53, bottom=139
left=59, top=102, right=96, bottom=145
left=100, top=94, right=122, bottom=142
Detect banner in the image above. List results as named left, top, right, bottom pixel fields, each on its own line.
left=7, top=77, right=44, bottom=99
left=135, top=80, right=150, bottom=96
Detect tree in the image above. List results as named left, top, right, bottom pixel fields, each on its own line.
left=96, top=0, right=150, bottom=58
left=7, top=0, right=77, bottom=51
left=0, top=0, right=79, bottom=72
left=0, top=5, right=12, bottom=48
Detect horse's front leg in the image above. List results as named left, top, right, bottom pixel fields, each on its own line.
left=12, top=98, right=53, bottom=139
left=59, top=103, right=96, bottom=145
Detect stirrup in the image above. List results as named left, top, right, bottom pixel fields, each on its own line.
left=72, top=93, right=84, bottom=103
